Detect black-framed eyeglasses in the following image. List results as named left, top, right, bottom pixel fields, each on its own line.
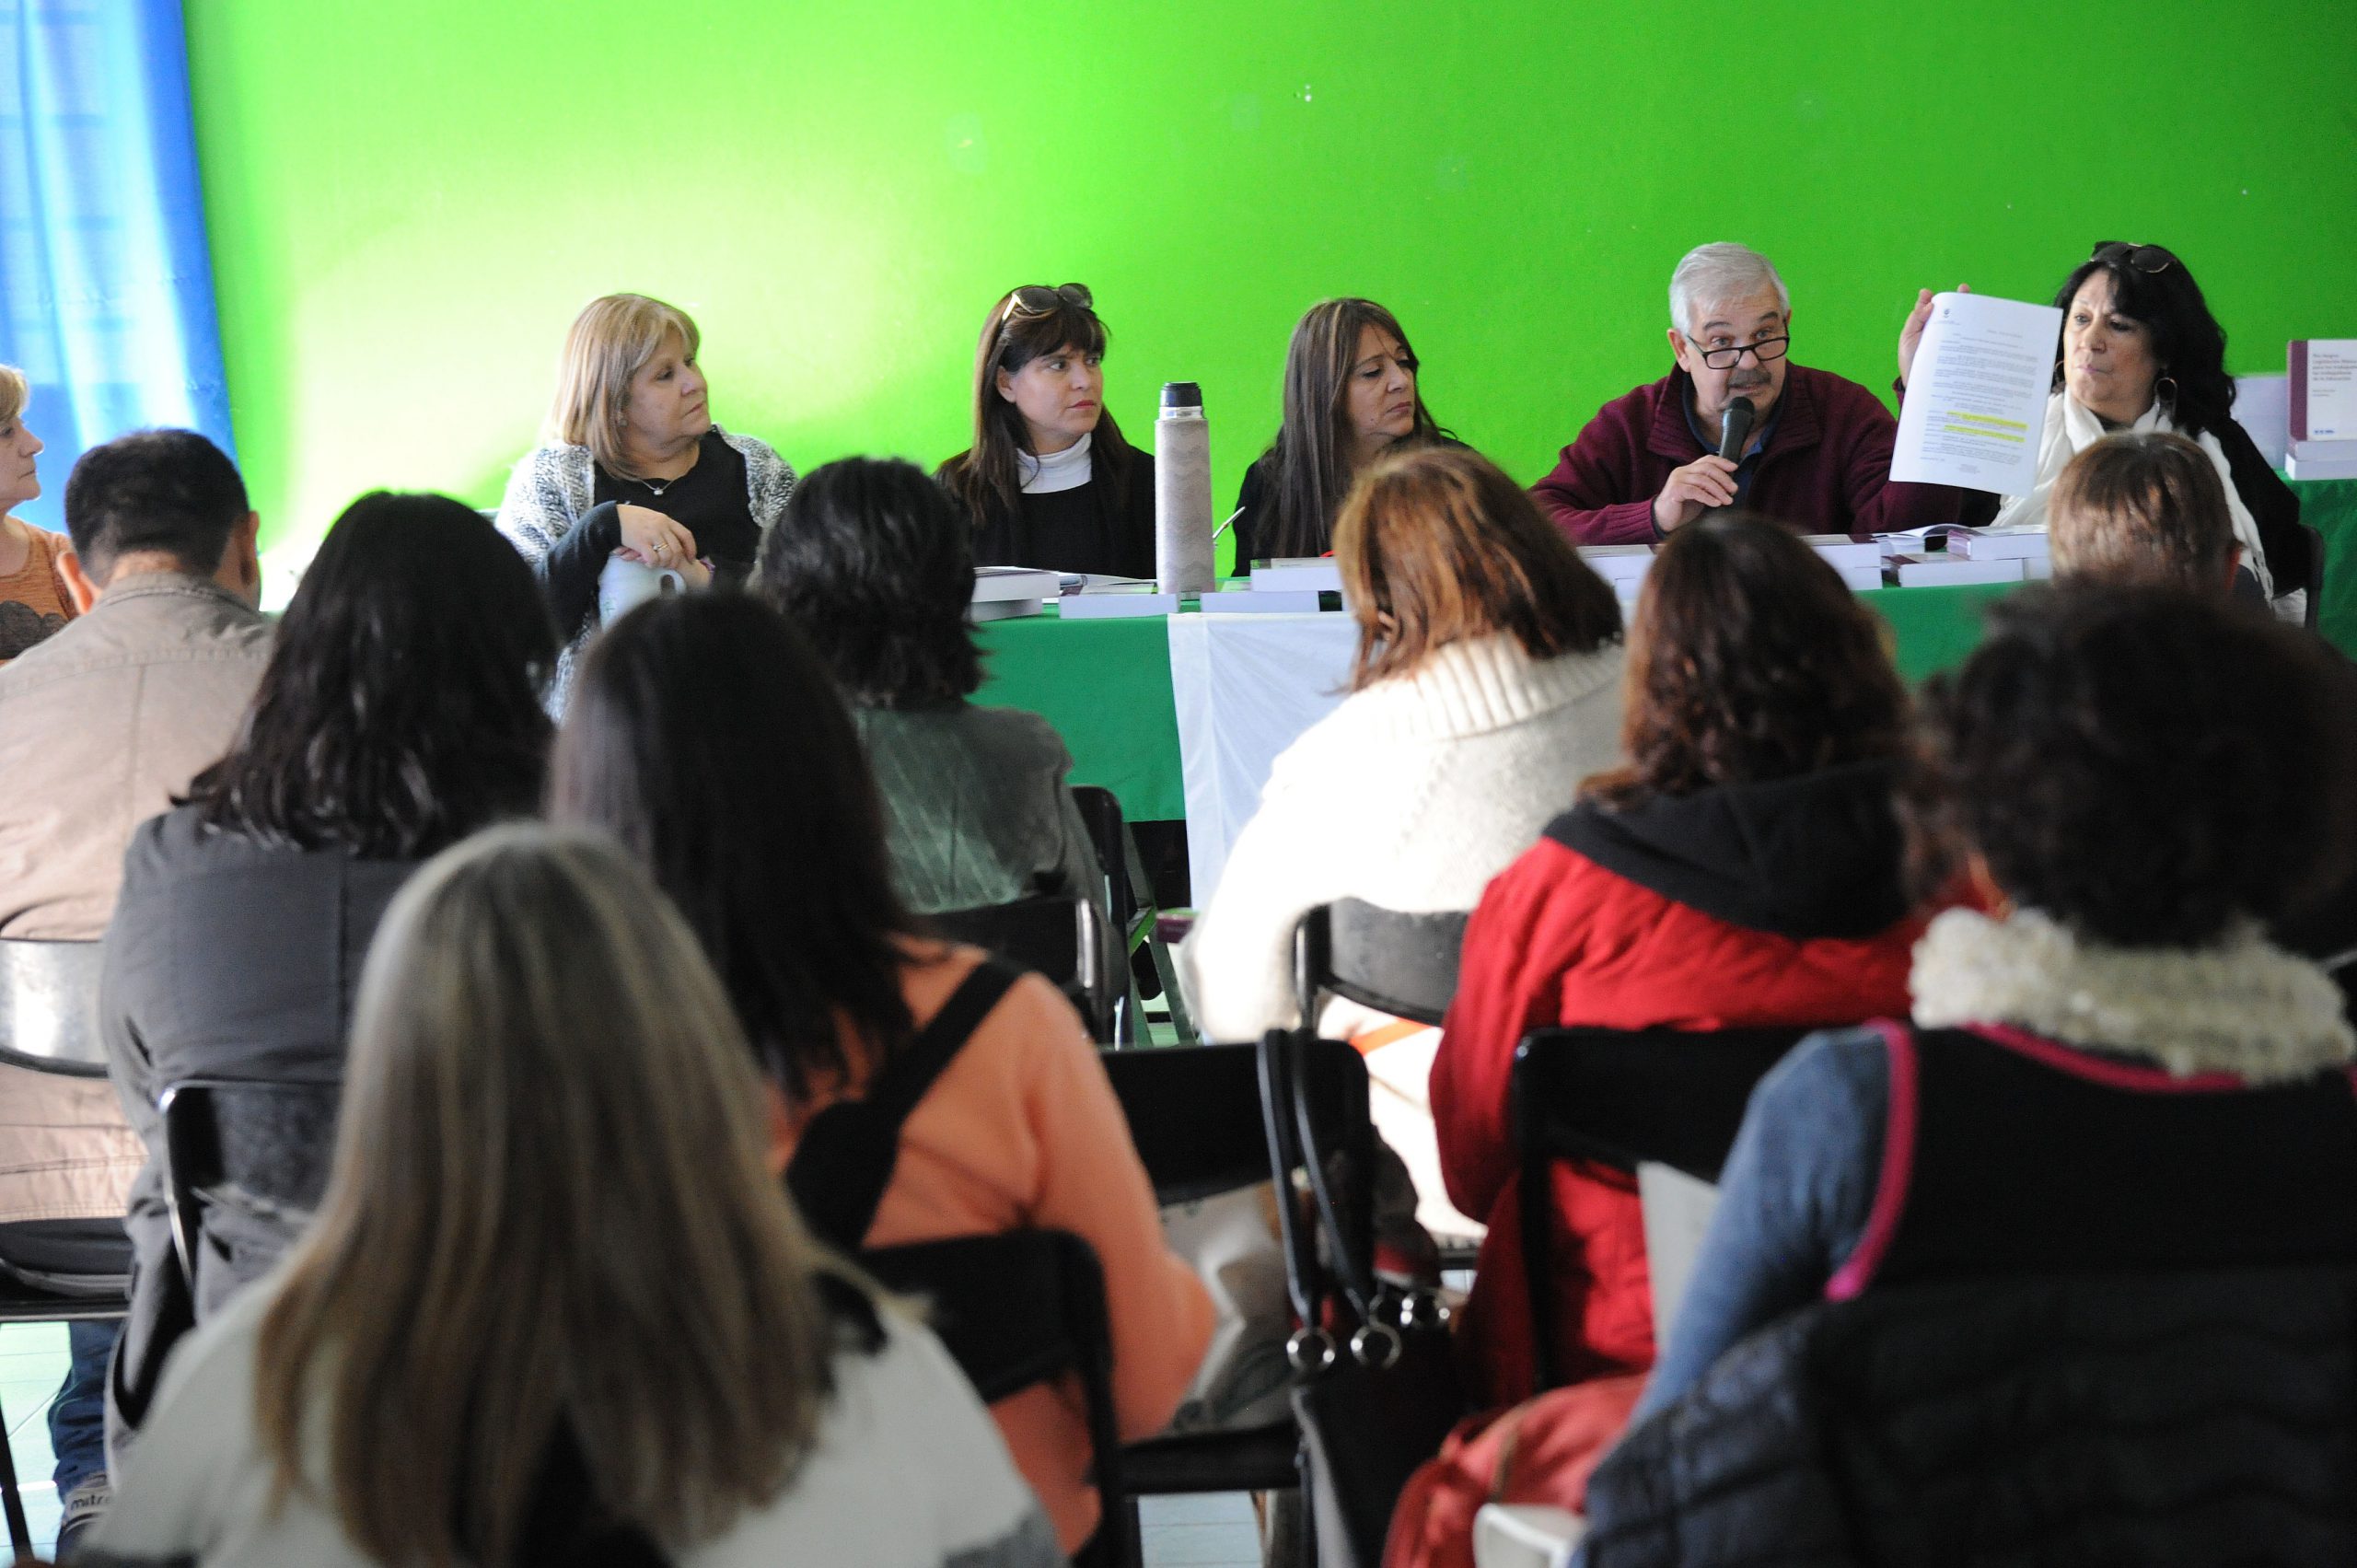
left=998, top=283, right=1094, bottom=331
left=1694, top=335, right=1789, bottom=370
left=2092, top=241, right=2174, bottom=275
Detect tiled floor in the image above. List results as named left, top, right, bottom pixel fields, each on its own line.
left=1141, top=1492, right=1262, bottom=1567
left=0, top=1320, right=68, bottom=1556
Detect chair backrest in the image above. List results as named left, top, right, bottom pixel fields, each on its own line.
left=2305, top=521, right=2327, bottom=631
left=0, top=939, right=109, bottom=1075
left=1069, top=784, right=1137, bottom=933
left=159, top=1078, right=343, bottom=1294
left=1513, top=1024, right=1813, bottom=1183
left=1293, top=900, right=1470, bottom=1028
left=1101, top=1038, right=1370, bottom=1208
left=933, top=894, right=1115, bottom=1041
left=1512, top=1023, right=1814, bottom=1393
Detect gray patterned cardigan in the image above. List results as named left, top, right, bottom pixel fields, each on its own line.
left=494, top=428, right=795, bottom=711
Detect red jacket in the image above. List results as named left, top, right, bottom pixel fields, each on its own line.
left=1529, top=365, right=1959, bottom=546
left=1431, top=772, right=1926, bottom=1407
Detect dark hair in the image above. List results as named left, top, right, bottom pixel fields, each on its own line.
left=1256, top=298, right=1447, bottom=560
left=549, top=593, right=916, bottom=1101
left=2050, top=432, right=2237, bottom=588
left=63, top=428, right=248, bottom=579
left=757, top=457, right=981, bottom=706
left=2050, top=243, right=2234, bottom=440
left=1584, top=513, right=1909, bottom=808
left=184, top=493, right=552, bottom=857
left=938, top=283, right=1139, bottom=535
left=1909, top=581, right=2357, bottom=946
left=1335, top=445, right=1620, bottom=689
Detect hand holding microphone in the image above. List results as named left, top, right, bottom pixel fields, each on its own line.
left=1651, top=396, right=1755, bottom=534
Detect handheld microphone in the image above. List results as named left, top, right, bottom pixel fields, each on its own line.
left=1717, top=396, right=1756, bottom=462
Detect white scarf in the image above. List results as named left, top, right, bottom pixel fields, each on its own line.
left=1987, top=392, right=2271, bottom=597
left=1016, top=431, right=1093, bottom=495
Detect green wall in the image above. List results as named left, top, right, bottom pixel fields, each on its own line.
left=182, top=1, right=2357, bottom=585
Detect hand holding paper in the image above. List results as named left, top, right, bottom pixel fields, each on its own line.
left=1890, top=292, right=2064, bottom=495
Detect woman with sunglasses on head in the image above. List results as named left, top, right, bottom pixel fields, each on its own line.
left=937, top=283, right=1156, bottom=580
left=1898, top=242, right=2308, bottom=612
left=1228, top=297, right=1454, bottom=573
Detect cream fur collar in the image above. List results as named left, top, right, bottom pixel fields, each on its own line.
left=1910, top=907, right=2354, bottom=1083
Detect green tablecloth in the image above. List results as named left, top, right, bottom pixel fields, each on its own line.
left=2296, top=477, right=2357, bottom=655
left=979, top=484, right=2357, bottom=825
left=978, top=583, right=2024, bottom=824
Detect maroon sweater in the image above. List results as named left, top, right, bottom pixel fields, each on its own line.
left=1530, top=365, right=1962, bottom=544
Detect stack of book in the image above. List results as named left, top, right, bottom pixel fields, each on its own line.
left=1215, top=557, right=1340, bottom=614
left=2289, top=340, right=2357, bottom=480
left=1577, top=544, right=1654, bottom=604
left=970, top=566, right=1058, bottom=621
left=1803, top=535, right=1884, bottom=592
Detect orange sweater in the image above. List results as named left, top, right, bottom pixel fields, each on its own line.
left=777, top=943, right=1214, bottom=1551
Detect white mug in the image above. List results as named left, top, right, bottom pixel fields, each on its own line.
left=598, top=555, right=687, bottom=623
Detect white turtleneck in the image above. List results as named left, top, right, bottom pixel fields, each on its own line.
left=1179, top=633, right=1629, bottom=1041
left=1016, top=432, right=1093, bottom=495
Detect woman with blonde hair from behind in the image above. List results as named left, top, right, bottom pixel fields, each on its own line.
left=86, top=825, right=1058, bottom=1568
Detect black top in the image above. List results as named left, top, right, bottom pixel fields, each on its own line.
left=1229, top=436, right=1470, bottom=575
left=1546, top=759, right=1910, bottom=941
left=965, top=447, right=1156, bottom=579
left=593, top=429, right=758, bottom=580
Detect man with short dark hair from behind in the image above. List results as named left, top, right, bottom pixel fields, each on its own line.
left=0, top=427, right=270, bottom=1551
left=2048, top=431, right=2243, bottom=593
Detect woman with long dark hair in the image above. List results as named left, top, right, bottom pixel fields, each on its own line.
left=1432, top=513, right=1937, bottom=1406
left=1898, top=242, right=2308, bottom=609
left=92, top=826, right=1059, bottom=1567
left=549, top=594, right=1210, bottom=1555
left=100, top=492, right=554, bottom=1446
left=936, top=283, right=1155, bottom=578
left=1229, top=296, right=1451, bottom=570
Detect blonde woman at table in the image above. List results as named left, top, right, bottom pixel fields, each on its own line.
left=1179, top=446, right=1625, bottom=1232
left=496, top=292, right=796, bottom=709
left=1898, top=242, right=2308, bottom=614
left=0, top=365, right=72, bottom=665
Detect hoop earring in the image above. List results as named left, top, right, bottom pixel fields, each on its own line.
left=2155, top=374, right=2178, bottom=418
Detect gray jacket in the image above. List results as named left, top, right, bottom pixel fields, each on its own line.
left=100, top=805, right=415, bottom=1446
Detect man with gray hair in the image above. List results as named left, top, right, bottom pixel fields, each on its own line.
left=1533, top=242, right=1957, bottom=544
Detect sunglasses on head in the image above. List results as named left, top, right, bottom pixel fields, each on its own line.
left=2092, top=241, right=2174, bottom=275
left=998, top=283, right=1094, bottom=331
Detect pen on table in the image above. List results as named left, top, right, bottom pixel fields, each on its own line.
left=1211, top=506, right=1246, bottom=542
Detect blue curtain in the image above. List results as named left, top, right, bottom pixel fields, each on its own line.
left=0, top=0, right=232, bottom=534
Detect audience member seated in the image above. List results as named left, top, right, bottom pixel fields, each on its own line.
left=1907, top=242, right=2304, bottom=610
left=1532, top=242, right=1956, bottom=545
left=757, top=456, right=1114, bottom=967
left=1182, top=447, right=1625, bottom=1233
left=0, top=365, right=72, bottom=665
left=1639, top=581, right=2357, bottom=1424
left=1229, top=296, right=1454, bottom=571
left=87, top=826, right=1061, bottom=1568
left=0, top=427, right=266, bottom=1548
left=549, top=594, right=1211, bottom=1555
left=2047, top=430, right=2242, bottom=589
left=495, top=291, right=795, bottom=709
left=1433, top=514, right=1932, bottom=1407
left=100, top=492, right=553, bottom=1454
left=936, top=283, right=1155, bottom=579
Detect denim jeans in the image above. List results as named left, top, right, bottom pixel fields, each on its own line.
left=50, top=1318, right=116, bottom=1499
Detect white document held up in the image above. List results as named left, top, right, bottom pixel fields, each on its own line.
left=1891, top=293, right=2064, bottom=494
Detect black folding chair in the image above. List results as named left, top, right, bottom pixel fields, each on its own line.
left=1292, top=900, right=1470, bottom=1028
left=1510, top=1024, right=1811, bottom=1390
left=862, top=1231, right=1131, bottom=1567
left=1072, top=785, right=1196, bottom=1048
left=0, top=939, right=133, bottom=1559
left=934, top=894, right=1118, bottom=1043
left=1099, top=1039, right=1372, bottom=1568
left=157, top=1078, right=343, bottom=1296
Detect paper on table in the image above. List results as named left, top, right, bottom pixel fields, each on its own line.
left=1891, top=292, right=2063, bottom=494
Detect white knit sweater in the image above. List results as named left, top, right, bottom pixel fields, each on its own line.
left=1180, top=633, right=1626, bottom=1041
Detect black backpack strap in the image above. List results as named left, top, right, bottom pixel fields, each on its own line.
left=787, top=958, right=1021, bottom=1249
